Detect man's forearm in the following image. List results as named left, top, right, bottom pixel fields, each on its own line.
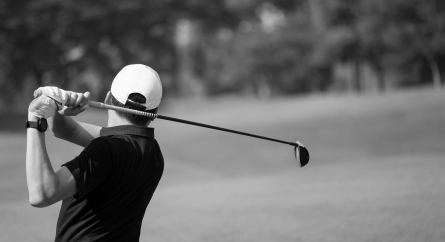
left=48, top=112, right=77, bottom=139
left=48, top=112, right=99, bottom=147
left=26, top=115, right=60, bottom=207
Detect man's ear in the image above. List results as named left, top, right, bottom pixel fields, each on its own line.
left=104, top=91, right=112, bottom=105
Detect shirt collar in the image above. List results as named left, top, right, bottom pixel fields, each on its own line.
left=100, top=125, right=154, bottom=137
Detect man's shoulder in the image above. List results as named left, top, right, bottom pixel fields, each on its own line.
left=87, top=136, right=113, bottom=146
left=81, top=136, right=116, bottom=156
left=86, top=135, right=138, bottom=151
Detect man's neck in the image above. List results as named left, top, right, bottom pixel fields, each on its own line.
left=107, top=110, right=135, bottom=127
left=106, top=110, right=150, bottom=128
left=107, top=119, right=134, bottom=127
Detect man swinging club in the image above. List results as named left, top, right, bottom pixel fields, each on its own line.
left=26, top=64, right=164, bottom=241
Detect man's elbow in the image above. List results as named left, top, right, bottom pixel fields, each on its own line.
left=29, top=195, right=52, bottom=208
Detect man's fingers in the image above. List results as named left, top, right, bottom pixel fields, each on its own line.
left=67, top=92, right=78, bottom=107
left=50, top=86, right=59, bottom=97
left=68, top=92, right=90, bottom=108
left=59, top=88, right=68, bottom=102
left=34, top=88, right=43, bottom=98
left=79, top=104, right=89, bottom=112
left=73, top=93, right=84, bottom=107
left=71, top=104, right=89, bottom=114
left=79, top=92, right=91, bottom=107
left=56, top=87, right=66, bottom=101
left=34, top=87, right=90, bottom=111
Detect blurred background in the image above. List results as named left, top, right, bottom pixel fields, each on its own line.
left=1, top=0, right=445, bottom=110
left=0, top=0, right=444, bottom=241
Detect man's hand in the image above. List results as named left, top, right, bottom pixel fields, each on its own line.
left=34, top=86, right=90, bottom=117
left=36, top=87, right=97, bottom=146
left=34, top=86, right=69, bottom=110
left=28, top=95, right=59, bottom=118
left=58, top=91, right=90, bottom=116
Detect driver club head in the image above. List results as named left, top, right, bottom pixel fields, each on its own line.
left=294, top=142, right=310, bottom=167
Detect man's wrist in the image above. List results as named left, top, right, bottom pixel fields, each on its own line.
left=28, top=113, right=40, bottom=121
left=27, top=114, right=48, bottom=132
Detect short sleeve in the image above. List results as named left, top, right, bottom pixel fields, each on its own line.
left=63, top=138, right=112, bottom=199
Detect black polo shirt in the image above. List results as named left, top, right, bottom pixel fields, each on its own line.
left=55, top=125, right=164, bottom=242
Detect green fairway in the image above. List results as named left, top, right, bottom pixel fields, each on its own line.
left=1, top=88, right=444, bottom=241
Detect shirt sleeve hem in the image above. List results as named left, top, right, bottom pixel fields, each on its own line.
left=62, top=162, right=84, bottom=199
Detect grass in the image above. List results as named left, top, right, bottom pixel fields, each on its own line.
left=0, top=87, right=444, bottom=241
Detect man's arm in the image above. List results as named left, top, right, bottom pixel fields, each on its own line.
left=26, top=113, right=77, bottom=208
left=48, top=113, right=100, bottom=147
left=26, top=88, right=96, bottom=207
left=46, top=90, right=101, bottom=147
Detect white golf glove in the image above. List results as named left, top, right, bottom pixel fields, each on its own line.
left=31, top=86, right=91, bottom=118
left=28, top=94, right=60, bottom=118
left=33, top=86, right=69, bottom=110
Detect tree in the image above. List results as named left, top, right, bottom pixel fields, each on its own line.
left=0, top=0, right=243, bottom=111
left=199, top=0, right=333, bottom=97
left=389, top=0, right=445, bottom=88
left=328, top=0, right=445, bottom=91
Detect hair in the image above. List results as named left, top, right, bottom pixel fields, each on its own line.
left=109, top=93, right=158, bottom=126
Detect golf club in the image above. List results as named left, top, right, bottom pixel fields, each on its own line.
left=33, top=90, right=309, bottom=167
left=87, top=100, right=310, bottom=167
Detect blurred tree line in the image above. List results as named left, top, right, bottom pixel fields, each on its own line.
left=0, top=0, right=444, bottom=112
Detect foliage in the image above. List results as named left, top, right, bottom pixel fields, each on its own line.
left=0, top=0, right=236, bottom=110
left=327, top=0, right=445, bottom=90
left=1, top=0, right=444, bottom=111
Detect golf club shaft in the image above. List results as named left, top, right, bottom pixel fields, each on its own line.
left=88, top=101, right=300, bottom=147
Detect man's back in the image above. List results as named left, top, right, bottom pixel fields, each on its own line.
left=55, top=126, right=164, bottom=242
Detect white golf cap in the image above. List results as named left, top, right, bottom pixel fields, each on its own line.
left=111, top=64, right=162, bottom=110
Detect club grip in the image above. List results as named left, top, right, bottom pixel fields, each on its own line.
left=87, top=101, right=104, bottom=109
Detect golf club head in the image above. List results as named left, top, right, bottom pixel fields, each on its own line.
left=294, top=142, right=310, bottom=167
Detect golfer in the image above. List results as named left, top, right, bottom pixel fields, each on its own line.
left=26, top=64, right=164, bottom=241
